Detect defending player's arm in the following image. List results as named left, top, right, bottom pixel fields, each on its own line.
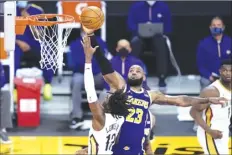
left=84, top=60, right=105, bottom=130
left=149, top=90, right=226, bottom=107
left=81, top=29, right=126, bottom=91
left=190, top=87, right=223, bottom=139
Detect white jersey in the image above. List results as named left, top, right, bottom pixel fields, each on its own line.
left=199, top=80, right=231, bottom=132
left=197, top=80, right=231, bottom=155
left=88, top=113, right=125, bottom=155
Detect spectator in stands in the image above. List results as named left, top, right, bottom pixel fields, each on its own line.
left=194, top=16, right=231, bottom=132
left=16, top=1, right=28, bottom=10
left=15, top=2, right=54, bottom=101
left=197, top=16, right=231, bottom=89
left=68, top=33, right=111, bottom=129
left=127, top=1, right=172, bottom=87
left=99, top=39, right=149, bottom=101
left=0, top=62, right=12, bottom=144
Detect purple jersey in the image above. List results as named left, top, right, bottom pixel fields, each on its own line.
left=112, top=85, right=152, bottom=155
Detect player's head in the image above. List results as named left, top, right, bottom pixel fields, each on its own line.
left=219, top=59, right=231, bottom=83
left=127, top=65, right=145, bottom=87
left=209, top=16, right=225, bottom=36
left=103, top=89, right=130, bottom=117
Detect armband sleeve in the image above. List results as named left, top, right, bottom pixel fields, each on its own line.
left=84, top=63, right=98, bottom=103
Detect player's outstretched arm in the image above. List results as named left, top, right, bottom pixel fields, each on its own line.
left=81, top=27, right=126, bottom=91
left=84, top=61, right=105, bottom=130
left=149, top=90, right=226, bottom=107
left=190, top=87, right=223, bottom=139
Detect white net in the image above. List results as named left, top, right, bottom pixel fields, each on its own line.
left=29, top=14, right=74, bottom=73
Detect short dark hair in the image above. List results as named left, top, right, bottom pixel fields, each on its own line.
left=221, top=59, right=232, bottom=67
left=103, top=89, right=130, bottom=117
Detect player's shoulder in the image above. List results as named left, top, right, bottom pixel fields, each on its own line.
left=146, top=90, right=163, bottom=101
left=200, top=85, right=220, bottom=97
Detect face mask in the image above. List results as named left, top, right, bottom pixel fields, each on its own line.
left=117, top=48, right=129, bottom=57
left=210, top=27, right=224, bottom=36
left=17, top=1, right=28, bottom=8
left=147, top=1, right=156, bottom=6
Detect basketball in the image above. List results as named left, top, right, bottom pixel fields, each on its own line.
left=80, top=6, right=104, bottom=30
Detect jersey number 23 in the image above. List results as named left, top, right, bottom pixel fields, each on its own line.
left=126, top=108, right=144, bottom=124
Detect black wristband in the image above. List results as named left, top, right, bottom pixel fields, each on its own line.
left=90, top=35, right=98, bottom=47
left=89, top=36, right=114, bottom=75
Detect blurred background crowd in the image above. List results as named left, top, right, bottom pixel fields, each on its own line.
left=0, top=1, right=231, bottom=144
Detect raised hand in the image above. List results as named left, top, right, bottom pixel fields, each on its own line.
left=81, top=35, right=99, bottom=62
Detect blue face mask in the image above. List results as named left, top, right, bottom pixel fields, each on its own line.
left=210, top=27, right=224, bottom=36
left=17, top=1, right=28, bottom=8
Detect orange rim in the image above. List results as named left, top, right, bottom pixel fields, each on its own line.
left=16, top=14, right=75, bottom=26
left=15, top=14, right=75, bottom=34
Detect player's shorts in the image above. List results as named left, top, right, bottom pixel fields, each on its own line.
left=197, top=128, right=230, bottom=155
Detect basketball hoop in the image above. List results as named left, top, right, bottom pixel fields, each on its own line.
left=16, top=14, right=75, bottom=72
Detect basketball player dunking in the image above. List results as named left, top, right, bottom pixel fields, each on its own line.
left=190, top=59, right=231, bottom=155
left=76, top=52, right=131, bottom=155
left=81, top=27, right=227, bottom=155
